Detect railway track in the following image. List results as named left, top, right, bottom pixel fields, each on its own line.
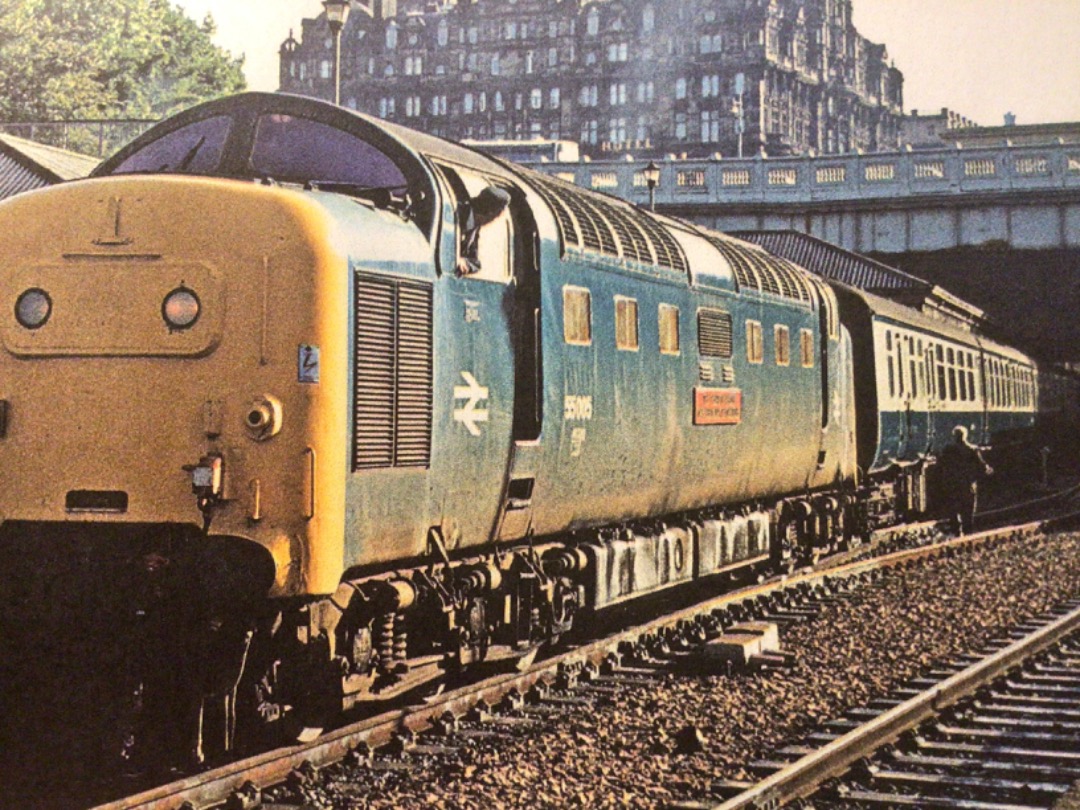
left=84, top=512, right=1078, bottom=810
left=686, top=598, right=1080, bottom=810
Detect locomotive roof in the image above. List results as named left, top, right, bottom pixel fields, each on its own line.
left=92, top=93, right=816, bottom=307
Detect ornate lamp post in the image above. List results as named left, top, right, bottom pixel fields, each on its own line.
left=643, top=160, right=661, bottom=212
left=323, top=0, right=351, bottom=106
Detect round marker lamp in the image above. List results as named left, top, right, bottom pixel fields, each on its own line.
left=15, top=288, right=51, bottom=329
left=162, top=287, right=200, bottom=330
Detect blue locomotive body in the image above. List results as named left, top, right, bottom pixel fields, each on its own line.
left=0, top=93, right=1054, bottom=765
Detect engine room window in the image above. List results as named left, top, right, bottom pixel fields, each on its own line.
left=697, top=308, right=732, bottom=358
left=800, top=329, right=814, bottom=368
left=110, top=115, right=232, bottom=175
left=746, top=320, right=763, bottom=364
left=249, top=114, right=409, bottom=192
left=563, top=287, right=592, bottom=345
left=659, top=304, right=680, bottom=355
left=615, top=297, right=639, bottom=351
left=774, top=325, right=790, bottom=366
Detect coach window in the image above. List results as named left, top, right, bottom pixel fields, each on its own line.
left=563, top=287, right=592, bottom=345
left=774, top=325, right=790, bottom=366
left=936, top=345, right=947, bottom=399
left=746, top=320, right=763, bottom=364
left=659, top=304, right=680, bottom=355
left=909, top=337, right=919, bottom=398
left=916, top=339, right=926, bottom=398
left=800, top=329, right=814, bottom=368
left=885, top=332, right=895, bottom=398
left=926, top=344, right=937, bottom=400
left=966, top=354, right=977, bottom=402
left=615, top=296, right=639, bottom=351
left=896, top=333, right=906, bottom=397
left=946, top=348, right=957, bottom=401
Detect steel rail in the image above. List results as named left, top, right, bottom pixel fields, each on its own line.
left=710, top=601, right=1080, bottom=810
left=92, top=518, right=1051, bottom=810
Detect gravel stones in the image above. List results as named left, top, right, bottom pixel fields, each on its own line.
left=265, top=532, right=1080, bottom=810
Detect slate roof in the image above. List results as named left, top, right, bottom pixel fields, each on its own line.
left=0, top=133, right=99, bottom=199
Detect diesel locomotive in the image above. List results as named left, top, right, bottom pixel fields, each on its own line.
left=0, top=93, right=1046, bottom=767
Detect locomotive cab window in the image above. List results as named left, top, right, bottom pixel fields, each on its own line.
left=746, top=320, right=763, bottom=365
left=800, top=329, right=814, bottom=368
left=659, top=304, right=680, bottom=355
left=774, top=325, right=790, bottom=366
left=615, top=296, right=639, bottom=351
left=563, top=286, right=592, bottom=345
left=109, top=115, right=232, bottom=175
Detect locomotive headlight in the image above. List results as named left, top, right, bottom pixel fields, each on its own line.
left=15, top=288, right=51, bottom=329
left=162, top=287, right=200, bottom=330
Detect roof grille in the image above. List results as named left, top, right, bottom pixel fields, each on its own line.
left=705, top=234, right=812, bottom=303
left=526, top=171, right=688, bottom=274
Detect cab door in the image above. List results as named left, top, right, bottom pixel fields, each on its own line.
left=429, top=162, right=518, bottom=551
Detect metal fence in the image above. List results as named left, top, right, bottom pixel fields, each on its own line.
left=0, top=119, right=159, bottom=158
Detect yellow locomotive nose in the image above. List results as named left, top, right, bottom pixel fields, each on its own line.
left=0, top=174, right=350, bottom=597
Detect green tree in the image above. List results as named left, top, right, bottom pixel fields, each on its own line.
left=0, top=0, right=245, bottom=150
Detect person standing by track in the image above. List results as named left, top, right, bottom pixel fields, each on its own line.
left=939, top=425, right=993, bottom=535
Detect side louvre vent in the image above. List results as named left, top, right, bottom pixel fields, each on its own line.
left=354, top=274, right=433, bottom=471
left=698, top=308, right=733, bottom=358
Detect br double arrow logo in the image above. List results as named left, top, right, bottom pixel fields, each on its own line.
left=453, top=371, right=489, bottom=436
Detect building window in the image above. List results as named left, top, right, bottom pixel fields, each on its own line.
left=800, top=329, right=814, bottom=367
left=548, top=47, right=558, bottom=67
left=674, top=113, right=687, bottom=140
left=530, top=88, right=543, bottom=109
left=607, top=42, right=628, bottom=62
left=526, top=51, right=534, bottom=73
left=615, top=297, right=639, bottom=351
left=701, top=110, right=720, bottom=143
left=643, top=4, right=655, bottom=33
left=608, top=118, right=627, bottom=144
left=659, top=304, right=680, bottom=355
left=746, top=320, right=763, bottom=364
left=609, top=82, right=627, bottom=106
left=775, top=325, right=790, bottom=366
left=675, top=78, right=687, bottom=99
left=579, top=85, right=598, bottom=107
left=587, top=7, right=599, bottom=36
left=701, top=74, right=720, bottom=97
left=582, top=120, right=598, bottom=144
left=549, top=87, right=561, bottom=108
left=495, top=91, right=504, bottom=112
left=386, top=22, right=398, bottom=49
left=437, top=20, right=449, bottom=47
left=564, top=287, right=592, bottom=345
left=491, top=54, right=500, bottom=75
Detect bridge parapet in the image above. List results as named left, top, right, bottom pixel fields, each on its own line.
left=541, top=142, right=1080, bottom=209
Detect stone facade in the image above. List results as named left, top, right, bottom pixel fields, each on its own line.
left=278, top=0, right=904, bottom=159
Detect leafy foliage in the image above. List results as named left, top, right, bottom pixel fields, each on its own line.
left=0, top=0, right=245, bottom=148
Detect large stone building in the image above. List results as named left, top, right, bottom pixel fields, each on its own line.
left=278, top=0, right=904, bottom=159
